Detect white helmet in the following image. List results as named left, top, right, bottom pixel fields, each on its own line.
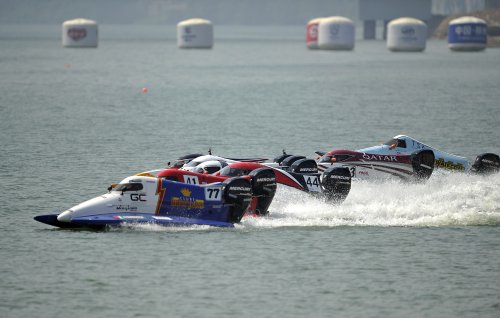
left=194, top=160, right=226, bottom=174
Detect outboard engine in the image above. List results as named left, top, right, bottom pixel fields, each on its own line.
left=411, top=150, right=435, bottom=180
left=223, top=178, right=253, bottom=223
left=274, top=153, right=293, bottom=165
left=171, top=153, right=204, bottom=168
left=249, top=168, right=277, bottom=216
left=321, top=167, right=351, bottom=203
left=471, top=153, right=500, bottom=174
left=280, top=155, right=306, bottom=169
left=290, top=158, right=318, bottom=174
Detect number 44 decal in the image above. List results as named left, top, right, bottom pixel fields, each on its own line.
left=304, top=175, right=321, bottom=192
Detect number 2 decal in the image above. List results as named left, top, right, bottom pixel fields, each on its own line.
left=304, top=175, right=321, bottom=192
left=204, top=186, right=222, bottom=201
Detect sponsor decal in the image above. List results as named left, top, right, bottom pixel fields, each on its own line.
left=180, top=188, right=192, bottom=197
left=330, top=175, right=350, bottom=180
left=182, top=26, right=197, bottom=42
left=299, top=168, right=317, bottom=172
left=67, top=28, right=87, bottom=41
left=256, top=177, right=275, bottom=182
left=229, top=187, right=251, bottom=191
left=307, top=24, right=318, bottom=40
left=435, top=158, right=465, bottom=171
left=362, top=153, right=398, bottom=162
left=113, top=215, right=144, bottom=220
left=330, top=24, right=339, bottom=36
left=171, top=197, right=204, bottom=209
left=130, top=194, right=146, bottom=202
left=170, top=186, right=204, bottom=209
left=115, top=205, right=138, bottom=211
left=401, top=27, right=415, bottom=36
left=481, top=159, right=499, bottom=166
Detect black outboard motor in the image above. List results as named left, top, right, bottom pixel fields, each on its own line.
left=290, top=158, right=319, bottom=174
left=274, top=153, right=293, bottom=165
left=249, top=168, right=277, bottom=216
left=280, top=155, right=306, bottom=170
left=223, top=178, right=253, bottom=223
left=471, top=153, right=500, bottom=174
left=321, top=167, right=352, bottom=203
left=171, top=153, right=204, bottom=168
left=411, top=150, right=435, bottom=181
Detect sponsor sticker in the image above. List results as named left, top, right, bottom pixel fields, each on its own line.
left=180, top=188, right=192, bottom=197
left=115, top=205, right=138, bottom=211
left=67, top=28, right=87, bottom=41
left=171, top=197, right=204, bottom=209
left=362, top=154, right=398, bottom=162
left=435, top=158, right=465, bottom=171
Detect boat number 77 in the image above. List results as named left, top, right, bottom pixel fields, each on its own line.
left=205, top=187, right=222, bottom=201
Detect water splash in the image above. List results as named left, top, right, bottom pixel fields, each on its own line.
left=242, top=173, right=500, bottom=228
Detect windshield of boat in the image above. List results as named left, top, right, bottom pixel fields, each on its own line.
left=219, top=167, right=251, bottom=177
left=384, top=138, right=407, bottom=148
left=113, top=183, right=143, bottom=192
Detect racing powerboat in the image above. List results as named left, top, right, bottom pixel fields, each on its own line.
left=358, top=135, right=499, bottom=174
left=34, top=174, right=255, bottom=229
left=315, top=135, right=499, bottom=181
left=168, top=154, right=352, bottom=203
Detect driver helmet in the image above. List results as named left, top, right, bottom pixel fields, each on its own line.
left=194, top=160, right=226, bottom=174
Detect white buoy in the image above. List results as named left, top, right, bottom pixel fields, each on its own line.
left=317, top=16, right=355, bottom=51
left=448, top=16, right=487, bottom=51
left=387, top=17, right=427, bottom=52
left=306, top=18, right=323, bottom=49
left=177, top=18, right=213, bottom=49
left=62, top=18, right=98, bottom=48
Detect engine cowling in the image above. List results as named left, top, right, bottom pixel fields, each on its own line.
left=274, top=154, right=292, bottom=164
left=249, top=168, right=277, bottom=216
left=321, top=167, right=351, bottom=203
left=223, top=178, right=253, bottom=223
left=280, top=155, right=306, bottom=168
left=290, top=158, right=318, bottom=174
left=411, top=149, right=435, bottom=180
left=471, top=153, right=500, bottom=174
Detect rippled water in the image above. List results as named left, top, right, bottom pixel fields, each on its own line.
left=1, top=25, right=499, bottom=318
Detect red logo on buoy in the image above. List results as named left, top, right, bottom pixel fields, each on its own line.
left=67, top=28, right=87, bottom=41
left=306, top=23, right=319, bottom=42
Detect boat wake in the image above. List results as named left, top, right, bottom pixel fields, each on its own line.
left=242, top=172, right=500, bottom=228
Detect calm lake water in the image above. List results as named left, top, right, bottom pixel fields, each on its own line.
left=1, top=25, right=499, bottom=318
